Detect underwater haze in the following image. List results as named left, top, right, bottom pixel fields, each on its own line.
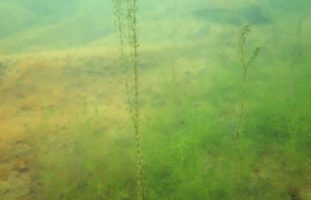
left=0, top=0, right=310, bottom=200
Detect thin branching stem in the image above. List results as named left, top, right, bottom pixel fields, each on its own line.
left=236, top=25, right=261, bottom=138
left=113, top=0, right=144, bottom=199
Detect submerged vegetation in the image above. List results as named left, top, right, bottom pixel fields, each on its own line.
left=113, top=0, right=144, bottom=199
left=236, top=25, right=261, bottom=138
left=0, top=1, right=310, bottom=200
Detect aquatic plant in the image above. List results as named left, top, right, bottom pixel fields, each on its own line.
left=113, top=0, right=144, bottom=199
left=236, top=25, right=261, bottom=138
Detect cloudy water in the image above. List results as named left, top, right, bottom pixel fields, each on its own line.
left=0, top=0, right=310, bottom=200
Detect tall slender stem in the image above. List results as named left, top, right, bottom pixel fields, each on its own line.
left=113, top=1, right=144, bottom=199
left=236, top=25, right=260, bottom=138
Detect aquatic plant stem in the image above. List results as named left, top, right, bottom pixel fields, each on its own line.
left=113, top=0, right=144, bottom=199
left=236, top=25, right=260, bottom=138
left=127, top=1, right=145, bottom=199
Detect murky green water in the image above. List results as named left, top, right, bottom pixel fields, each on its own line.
left=0, top=0, right=310, bottom=200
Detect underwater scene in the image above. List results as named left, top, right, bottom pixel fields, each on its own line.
left=0, top=0, right=310, bottom=199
